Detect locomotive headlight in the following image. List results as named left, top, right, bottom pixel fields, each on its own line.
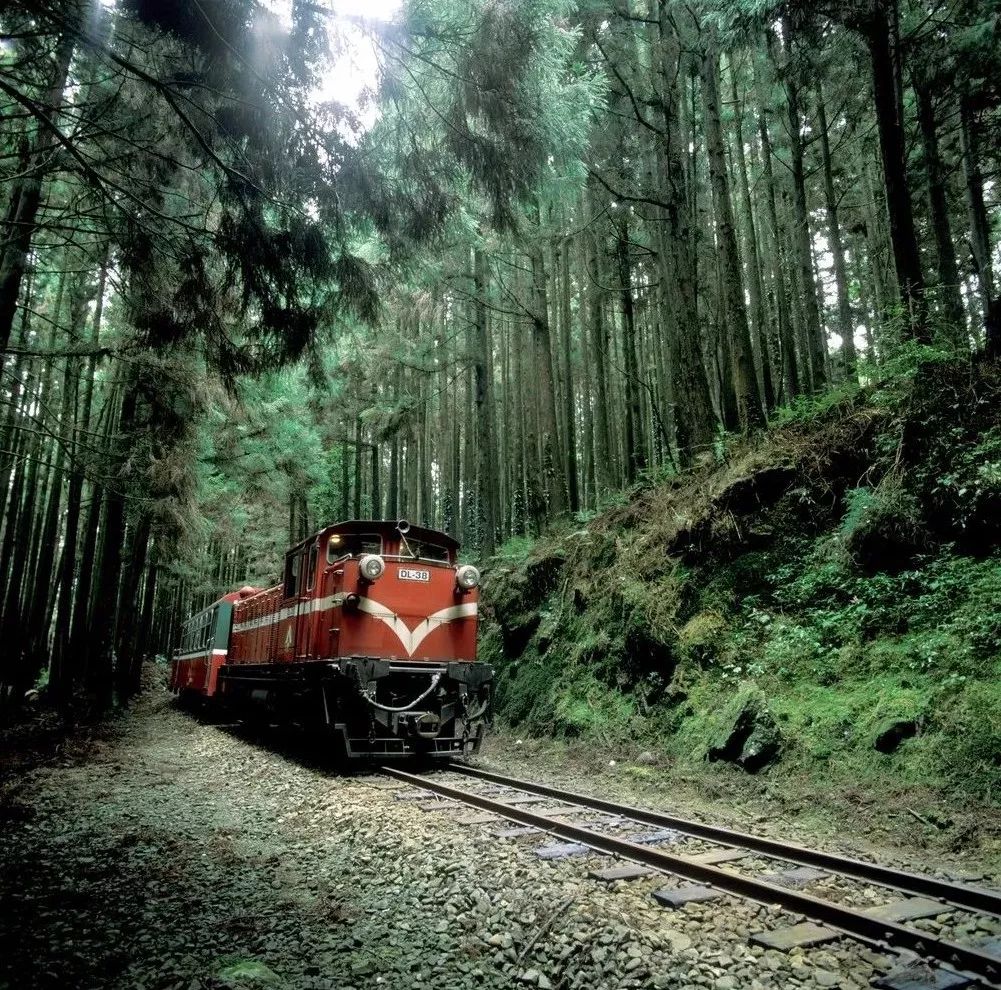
left=358, top=553, right=385, bottom=581
left=456, top=564, right=480, bottom=590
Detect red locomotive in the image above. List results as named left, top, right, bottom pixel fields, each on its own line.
left=170, top=520, right=492, bottom=757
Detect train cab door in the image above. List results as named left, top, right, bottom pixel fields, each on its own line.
left=280, top=551, right=301, bottom=662
left=321, top=534, right=344, bottom=658
left=296, top=541, right=318, bottom=659
left=280, top=543, right=315, bottom=662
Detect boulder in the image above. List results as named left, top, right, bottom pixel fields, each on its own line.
left=873, top=718, right=918, bottom=754
left=707, top=685, right=782, bottom=773
left=482, top=552, right=565, bottom=658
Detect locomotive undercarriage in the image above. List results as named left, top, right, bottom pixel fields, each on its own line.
left=217, top=658, right=492, bottom=759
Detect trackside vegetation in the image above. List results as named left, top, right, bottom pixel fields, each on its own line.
left=481, top=354, right=1001, bottom=805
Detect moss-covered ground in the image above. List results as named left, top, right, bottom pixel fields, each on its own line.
left=480, top=356, right=1001, bottom=832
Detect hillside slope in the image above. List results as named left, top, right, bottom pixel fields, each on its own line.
left=480, top=358, right=1001, bottom=809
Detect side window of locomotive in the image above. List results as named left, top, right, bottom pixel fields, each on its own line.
left=284, top=553, right=300, bottom=598
left=408, top=540, right=450, bottom=563
left=298, top=550, right=310, bottom=594
left=306, top=544, right=318, bottom=591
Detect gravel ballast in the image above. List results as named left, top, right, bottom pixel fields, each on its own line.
left=0, top=701, right=980, bottom=989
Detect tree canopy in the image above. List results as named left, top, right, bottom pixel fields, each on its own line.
left=1, top=0, right=999, bottom=716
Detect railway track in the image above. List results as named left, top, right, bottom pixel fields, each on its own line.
left=380, top=763, right=1001, bottom=989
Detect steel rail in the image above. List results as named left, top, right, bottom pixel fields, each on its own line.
left=381, top=765, right=1001, bottom=987
left=446, top=763, right=1001, bottom=919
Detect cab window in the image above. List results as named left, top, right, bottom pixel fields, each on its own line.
left=284, top=553, right=300, bottom=597
left=306, top=544, right=318, bottom=591
left=326, top=533, right=382, bottom=562
left=407, top=539, right=450, bottom=563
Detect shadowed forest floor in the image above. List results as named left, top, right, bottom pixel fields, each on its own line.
left=1, top=696, right=998, bottom=990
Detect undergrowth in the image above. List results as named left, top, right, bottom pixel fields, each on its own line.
left=481, top=358, right=1001, bottom=806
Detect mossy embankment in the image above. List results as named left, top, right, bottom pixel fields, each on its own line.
left=480, top=358, right=1001, bottom=812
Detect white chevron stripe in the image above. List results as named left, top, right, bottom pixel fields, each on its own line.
left=353, top=599, right=478, bottom=656
left=230, top=595, right=477, bottom=657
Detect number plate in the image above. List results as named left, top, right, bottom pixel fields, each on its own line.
left=399, top=568, right=431, bottom=582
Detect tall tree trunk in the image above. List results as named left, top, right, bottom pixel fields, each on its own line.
left=779, top=24, right=828, bottom=388
left=729, top=61, right=774, bottom=409
left=585, top=199, right=614, bottom=493
left=754, top=54, right=799, bottom=401
left=340, top=438, right=349, bottom=519
left=615, top=219, right=646, bottom=478
left=472, top=248, right=497, bottom=553
left=126, top=553, right=158, bottom=696
left=371, top=440, right=382, bottom=519
left=914, top=82, right=965, bottom=336
left=23, top=343, right=82, bottom=689
left=862, top=163, right=892, bottom=335
left=0, top=30, right=75, bottom=353
left=816, top=83, right=857, bottom=375
left=849, top=227, right=878, bottom=360
left=578, top=235, right=596, bottom=507
left=959, top=94, right=996, bottom=355
left=85, top=381, right=137, bottom=711
left=864, top=3, right=929, bottom=341
left=558, top=239, right=580, bottom=511
left=114, top=513, right=151, bottom=701
left=370, top=385, right=382, bottom=519
left=53, top=255, right=108, bottom=710
left=511, top=302, right=527, bottom=534
left=656, top=1, right=717, bottom=463
left=387, top=436, right=399, bottom=522
left=702, top=31, right=764, bottom=431
left=528, top=240, right=566, bottom=517
left=448, top=351, right=461, bottom=535
left=352, top=416, right=362, bottom=518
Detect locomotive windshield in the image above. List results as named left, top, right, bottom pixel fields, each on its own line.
left=404, top=539, right=449, bottom=563
left=326, top=533, right=382, bottom=562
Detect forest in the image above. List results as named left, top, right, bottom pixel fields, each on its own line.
left=0, top=0, right=999, bottom=724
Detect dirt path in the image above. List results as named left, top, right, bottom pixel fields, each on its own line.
left=0, top=700, right=994, bottom=990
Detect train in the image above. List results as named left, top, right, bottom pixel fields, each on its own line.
left=170, top=519, right=492, bottom=758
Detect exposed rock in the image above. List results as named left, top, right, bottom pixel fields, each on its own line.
left=874, top=719, right=918, bottom=754
left=707, top=685, right=782, bottom=773
left=678, top=611, right=730, bottom=667
left=482, top=553, right=566, bottom=657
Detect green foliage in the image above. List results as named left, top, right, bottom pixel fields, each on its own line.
left=493, top=535, right=538, bottom=562
left=930, top=426, right=1001, bottom=532
left=637, top=461, right=680, bottom=488
left=937, top=678, right=1001, bottom=801
left=486, top=362, right=1001, bottom=804
left=215, top=959, right=284, bottom=988
left=769, top=380, right=861, bottom=427
left=858, top=340, right=960, bottom=401
left=552, top=670, right=636, bottom=738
